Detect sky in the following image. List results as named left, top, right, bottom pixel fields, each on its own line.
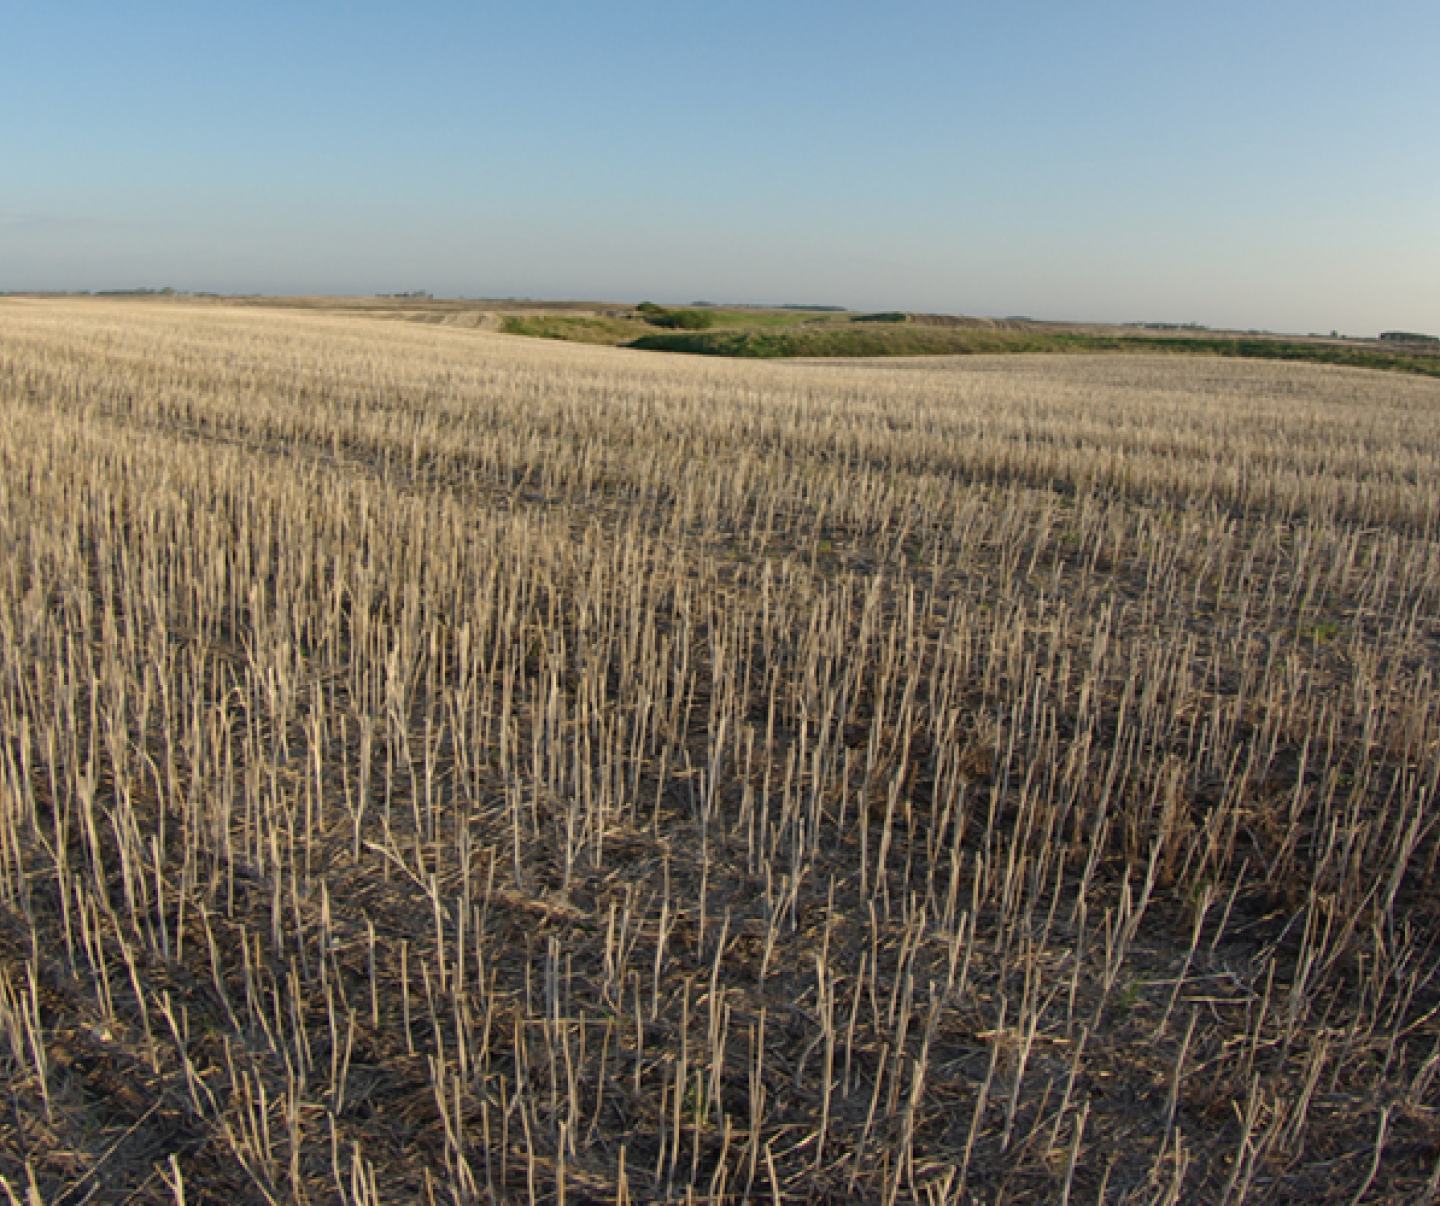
left=2, top=0, right=1437, bottom=335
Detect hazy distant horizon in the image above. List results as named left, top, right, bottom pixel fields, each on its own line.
left=4, top=284, right=1412, bottom=341
left=4, top=1, right=1437, bottom=339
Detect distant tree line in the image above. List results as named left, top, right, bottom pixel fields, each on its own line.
left=636, top=302, right=715, bottom=330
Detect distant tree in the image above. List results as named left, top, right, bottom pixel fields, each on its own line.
left=636, top=303, right=715, bottom=330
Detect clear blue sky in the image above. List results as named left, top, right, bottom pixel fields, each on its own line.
left=4, top=0, right=1437, bottom=334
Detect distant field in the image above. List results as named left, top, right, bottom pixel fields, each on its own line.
left=21, top=291, right=1436, bottom=378
left=499, top=304, right=836, bottom=346
left=629, top=323, right=1049, bottom=357
left=503, top=305, right=1440, bottom=378
left=2, top=298, right=1439, bottom=1201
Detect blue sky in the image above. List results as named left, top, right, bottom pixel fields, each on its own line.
left=3, top=0, right=1437, bottom=334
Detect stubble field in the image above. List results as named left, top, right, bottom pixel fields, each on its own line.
left=1, top=299, right=1439, bottom=1202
